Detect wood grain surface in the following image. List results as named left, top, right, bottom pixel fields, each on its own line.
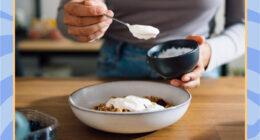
left=18, top=39, right=103, bottom=52
left=16, top=77, right=245, bottom=140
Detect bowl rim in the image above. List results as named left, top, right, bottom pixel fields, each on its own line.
left=147, top=39, right=199, bottom=60
left=68, top=81, right=192, bottom=115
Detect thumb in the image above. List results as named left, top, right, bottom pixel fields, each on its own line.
left=85, top=0, right=108, bottom=11
left=85, top=0, right=96, bottom=6
left=71, top=0, right=84, bottom=3
left=186, top=35, right=205, bottom=46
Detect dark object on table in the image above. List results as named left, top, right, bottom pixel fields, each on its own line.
left=18, top=109, right=58, bottom=140
left=147, top=39, right=199, bottom=79
left=29, top=120, right=43, bottom=131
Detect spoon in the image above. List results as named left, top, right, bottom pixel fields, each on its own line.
left=103, top=13, right=130, bottom=27
left=103, top=13, right=160, bottom=40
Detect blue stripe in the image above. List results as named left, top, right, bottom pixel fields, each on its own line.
left=0, top=96, right=13, bottom=136
left=0, top=53, right=13, bottom=81
left=0, top=11, right=13, bottom=21
left=248, top=119, right=260, bottom=138
left=0, top=0, right=13, bottom=16
left=247, top=89, right=260, bottom=106
left=0, top=19, right=13, bottom=35
left=0, top=35, right=13, bottom=57
left=247, top=47, right=260, bottom=73
left=247, top=99, right=260, bottom=126
left=0, top=76, right=13, bottom=105
left=247, top=21, right=260, bottom=51
left=248, top=0, right=260, bottom=14
left=248, top=9, right=260, bottom=23
left=247, top=70, right=260, bottom=94
left=0, top=121, right=13, bottom=140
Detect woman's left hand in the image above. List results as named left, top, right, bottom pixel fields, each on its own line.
left=170, top=35, right=211, bottom=89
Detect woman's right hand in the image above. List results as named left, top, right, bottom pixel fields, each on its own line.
left=64, top=0, right=114, bottom=42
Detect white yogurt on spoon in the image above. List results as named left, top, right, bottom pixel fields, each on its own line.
left=103, top=14, right=160, bottom=40
left=128, top=24, right=160, bottom=40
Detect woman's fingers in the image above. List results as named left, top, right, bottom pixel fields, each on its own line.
left=170, top=78, right=200, bottom=89
left=68, top=19, right=112, bottom=36
left=170, top=59, right=205, bottom=88
left=76, top=30, right=103, bottom=42
left=171, top=35, right=207, bottom=89
left=85, top=0, right=107, bottom=8
left=64, top=1, right=113, bottom=42
left=64, top=1, right=106, bottom=16
left=181, top=62, right=205, bottom=82
left=105, top=10, right=114, bottom=17
left=64, top=13, right=106, bottom=26
left=186, top=35, right=205, bottom=46
left=182, top=79, right=201, bottom=89
left=96, top=25, right=109, bottom=38
left=170, top=79, right=182, bottom=87
left=71, top=0, right=84, bottom=3
left=64, top=10, right=113, bottom=26
left=76, top=24, right=109, bottom=42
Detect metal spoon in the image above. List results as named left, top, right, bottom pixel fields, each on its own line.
left=103, top=13, right=160, bottom=39
left=103, top=13, right=130, bottom=27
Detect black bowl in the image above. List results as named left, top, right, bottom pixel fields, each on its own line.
left=147, top=39, right=199, bottom=79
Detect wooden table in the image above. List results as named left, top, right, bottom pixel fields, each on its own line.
left=18, top=39, right=103, bottom=52
left=16, top=77, right=245, bottom=140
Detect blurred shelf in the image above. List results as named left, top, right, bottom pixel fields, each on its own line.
left=18, top=39, right=103, bottom=52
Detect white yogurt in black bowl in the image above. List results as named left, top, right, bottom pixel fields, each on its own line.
left=147, top=39, right=199, bottom=79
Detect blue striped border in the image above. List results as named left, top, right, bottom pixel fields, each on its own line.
left=0, top=0, right=258, bottom=139
left=247, top=47, right=260, bottom=73
left=0, top=35, right=13, bottom=57
left=247, top=0, right=260, bottom=139
left=0, top=0, right=13, bottom=139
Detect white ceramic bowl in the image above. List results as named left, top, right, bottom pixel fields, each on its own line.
left=69, top=81, right=191, bottom=134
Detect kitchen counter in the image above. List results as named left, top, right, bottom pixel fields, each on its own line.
left=18, top=39, right=103, bottom=52
left=16, top=77, right=245, bottom=140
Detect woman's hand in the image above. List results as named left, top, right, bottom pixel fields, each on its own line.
left=64, top=0, right=113, bottom=42
left=170, top=35, right=211, bottom=89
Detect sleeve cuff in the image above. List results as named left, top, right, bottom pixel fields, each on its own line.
left=206, top=38, right=218, bottom=72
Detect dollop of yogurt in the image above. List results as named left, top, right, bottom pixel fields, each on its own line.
left=106, top=95, right=164, bottom=112
left=128, top=24, right=160, bottom=40
left=157, top=47, right=193, bottom=58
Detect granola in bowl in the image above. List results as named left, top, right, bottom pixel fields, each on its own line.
left=91, top=95, right=173, bottom=112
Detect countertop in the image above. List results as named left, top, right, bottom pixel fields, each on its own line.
left=16, top=77, right=245, bottom=140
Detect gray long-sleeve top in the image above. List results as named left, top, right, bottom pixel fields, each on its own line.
left=57, top=0, right=245, bottom=72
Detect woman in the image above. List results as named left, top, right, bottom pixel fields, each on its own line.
left=57, top=0, right=245, bottom=88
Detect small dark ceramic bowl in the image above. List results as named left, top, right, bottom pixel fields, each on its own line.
left=147, top=39, right=199, bottom=79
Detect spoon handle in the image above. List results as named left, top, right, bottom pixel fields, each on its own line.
left=103, top=13, right=130, bottom=27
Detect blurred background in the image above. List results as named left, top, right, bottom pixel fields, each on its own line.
left=15, top=0, right=245, bottom=78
